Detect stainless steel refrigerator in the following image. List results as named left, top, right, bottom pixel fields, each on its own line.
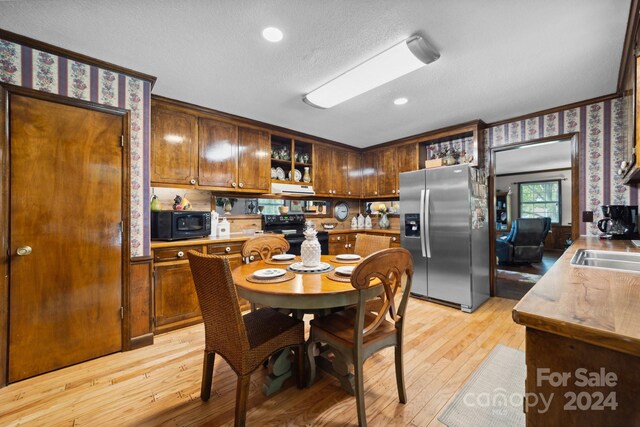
left=400, top=165, right=490, bottom=312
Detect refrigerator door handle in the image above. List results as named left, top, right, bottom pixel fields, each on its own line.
left=425, top=189, right=432, bottom=258
left=420, top=189, right=426, bottom=258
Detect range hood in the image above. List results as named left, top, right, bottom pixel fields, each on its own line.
left=271, top=182, right=315, bottom=196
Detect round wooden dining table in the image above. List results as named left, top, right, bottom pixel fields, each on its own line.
left=231, top=255, right=382, bottom=396
left=231, top=255, right=382, bottom=311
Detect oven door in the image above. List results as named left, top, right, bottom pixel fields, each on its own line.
left=286, top=234, right=329, bottom=256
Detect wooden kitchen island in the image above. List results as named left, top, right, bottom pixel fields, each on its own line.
left=513, top=237, right=640, bottom=426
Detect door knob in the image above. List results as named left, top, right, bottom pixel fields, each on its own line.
left=16, top=246, right=32, bottom=256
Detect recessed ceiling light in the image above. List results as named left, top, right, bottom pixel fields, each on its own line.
left=394, top=97, right=408, bottom=105
left=262, top=27, right=283, bottom=42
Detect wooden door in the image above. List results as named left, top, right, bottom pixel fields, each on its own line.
left=361, top=151, right=378, bottom=197
left=150, top=101, right=198, bottom=185
left=347, top=151, right=362, bottom=197
left=313, top=144, right=333, bottom=196
left=333, top=149, right=349, bottom=196
left=396, top=144, right=418, bottom=196
left=198, top=118, right=238, bottom=189
left=377, top=147, right=398, bottom=197
left=9, top=94, right=123, bottom=383
left=238, top=127, right=270, bottom=192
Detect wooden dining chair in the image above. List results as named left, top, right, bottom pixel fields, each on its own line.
left=353, top=234, right=392, bottom=257
left=241, top=235, right=290, bottom=262
left=306, top=248, right=414, bottom=427
left=187, top=250, right=305, bottom=427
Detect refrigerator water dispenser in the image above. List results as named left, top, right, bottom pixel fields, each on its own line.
left=404, top=213, right=420, bottom=237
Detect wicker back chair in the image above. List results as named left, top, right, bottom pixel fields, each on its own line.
left=306, top=248, right=414, bottom=427
left=242, top=235, right=290, bottom=262
left=353, top=234, right=392, bottom=257
left=187, top=250, right=305, bottom=426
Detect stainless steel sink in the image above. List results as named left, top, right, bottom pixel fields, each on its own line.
left=570, top=249, right=640, bottom=272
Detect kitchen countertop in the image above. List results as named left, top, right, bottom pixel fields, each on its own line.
left=512, top=237, right=640, bottom=357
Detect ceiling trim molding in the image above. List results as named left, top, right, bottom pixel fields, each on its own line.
left=0, top=28, right=157, bottom=88
left=152, top=94, right=358, bottom=151
left=486, top=92, right=620, bottom=128
left=617, top=0, right=640, bottom=93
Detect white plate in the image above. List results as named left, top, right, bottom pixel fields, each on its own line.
left=336, top=254, right=361, bottom=261
left=335, top=266, right=355, bottom=276
left=272, top=254, right=295, bottom=261
left=294, top=169, right=302, bottom=181
left=253, top=268, right=286, bottom=279
left=289, top=262, right=331, bottom=271
left=276, top=167, right=286, bottom=180
left=271, top=167, right=277, bottom=179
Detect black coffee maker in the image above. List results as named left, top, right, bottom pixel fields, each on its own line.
left=597, top=205, right=638, bottom=239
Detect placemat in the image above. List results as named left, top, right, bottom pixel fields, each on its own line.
left=329, top=257, right=361, bottom=264
left=325, top=270, right=352, bottom=283
left=264, top=257, right=300, bottom=266
left=246, top=271, right=296, bottom=284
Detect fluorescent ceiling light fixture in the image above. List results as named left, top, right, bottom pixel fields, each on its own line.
left=304, top=35, right=439, bottom=109
left=394, top=97, right=408, bottom=105
left=262, top=27, right=283, bottom=42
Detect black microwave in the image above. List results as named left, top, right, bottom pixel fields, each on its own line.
left=151, top=211, right=212, bottom=241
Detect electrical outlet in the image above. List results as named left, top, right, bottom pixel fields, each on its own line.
left=582, top=211, right=594, bottom=222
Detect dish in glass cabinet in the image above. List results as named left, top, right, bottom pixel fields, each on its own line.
left=276, top=167, right=286, bottom=180
left=271, top=167, right=277, bottom=179
left=253, top=268, right=287, bottom=279
left=272, top=254, right=295, bottom=261
left=288, top=169, right=302, bottom=182
left=335, top=266, right=355, bottom=276
left=336, top=254, right=361, bottom=261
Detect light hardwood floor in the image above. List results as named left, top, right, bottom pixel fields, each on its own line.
left=0, top=297, right=524, bottom=426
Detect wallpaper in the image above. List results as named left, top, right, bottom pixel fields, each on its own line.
left=0, top=39, right=151, bottom=257
left=484, top=97, right=632, bottom=236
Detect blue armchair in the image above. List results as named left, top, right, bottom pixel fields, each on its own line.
left=496, top=217, right=552, bottom=265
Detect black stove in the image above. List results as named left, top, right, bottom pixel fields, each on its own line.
left=262, top=214, right=329, bottom=255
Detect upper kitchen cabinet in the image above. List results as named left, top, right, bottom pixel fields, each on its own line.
left=362, top=151, right=379, bottom=197
left=151, top=100, right=198, bottom=186
left=312, top=144, right=358, bottom=198
left=150, top=97, right=271, bottom=193
left=198, top=119, right=270, bottom=192
left=368, top=143, right=418, bottom=198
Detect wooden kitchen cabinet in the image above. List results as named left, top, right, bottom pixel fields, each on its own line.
left=154, top=262, right=201, bottom=334
left=347, top=151, right=362, bottom=197
left=198, top=120, right=270, bottom=192
left=396, top=143, right=418, bottom=195
left=328, top=233, right=355, bottom=255
left=362, top=151, right=379, bottom=197
left=313, top=145, right=354, bottom=197
left=151, top=100, right=198, bottom=186
left=376, top=147, right=398, bottom=197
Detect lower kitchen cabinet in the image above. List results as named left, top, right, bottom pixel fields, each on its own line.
left=328, top=231, right=401, bottom=255
left=152, top=240, right=248, bottom=334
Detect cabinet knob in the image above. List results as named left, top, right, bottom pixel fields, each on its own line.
left=239, top=182, right=244, bottom=188
left=392, top=237, right=397, bottom=241
left=177, top=251, right=184, bottom=258
left=349, top=244, right=352, bottom=248
left=190, top=178, right=196, bottom=185
left=225, top=246, right=231, bottom=253
left=397, top=190, right=400, bottom=195
left=348, top=191, right=351, bottom=195
left=374, top=191, right=378, bottom=195
left=16, top=246, right=32, bottom=256
left=337, top=236, right=341, bottom=241
left=249, top=255, right=254, bottom=261
left=231, top=182, right=237, bottom=188
left=391, top=189, right=396, bottom=194
left=345, top=244, right=349, bottom=248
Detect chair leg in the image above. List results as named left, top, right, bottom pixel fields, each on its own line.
left=395, top=343, right=407, bottom=404
left=296, top=344, right=305, bottom=389
left=235, top=375, right=251, bottom=427
left=306, top=339, right=317, bottom=387
left=354, top=350, right=367, bottom=427
left=200, top=351, right=216, bottom=402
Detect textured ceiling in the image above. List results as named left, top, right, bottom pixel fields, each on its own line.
left=0, top=0, right=630, bottom=148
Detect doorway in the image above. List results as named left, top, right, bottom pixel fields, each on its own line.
left=489, top=134, right=579, bottom=299
left=3, top=88, right=129, bottom=383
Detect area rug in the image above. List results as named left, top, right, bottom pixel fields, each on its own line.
left=496, top=269, right=542, bottom=284
left=438, top=344, right=525, bottom=427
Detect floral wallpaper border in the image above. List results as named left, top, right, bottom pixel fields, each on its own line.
left=484, top=97, right=634, bottom=236
left=0, top=39, right=151, bottom=257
